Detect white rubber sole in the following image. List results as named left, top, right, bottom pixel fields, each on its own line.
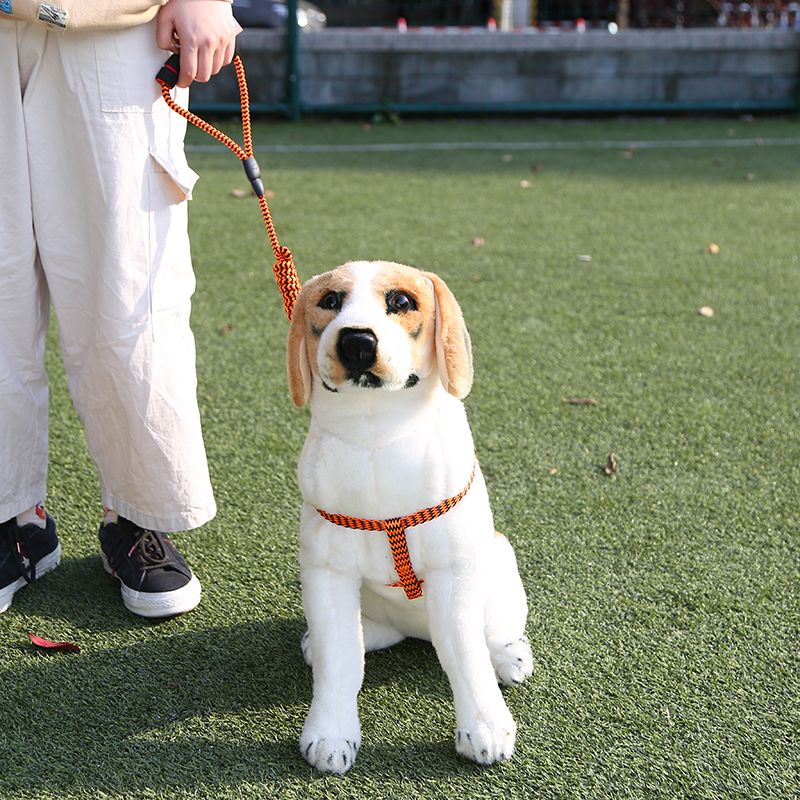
left=101, top=551, right=202, bottom=618
left=0, top=543, right=62, bottom=614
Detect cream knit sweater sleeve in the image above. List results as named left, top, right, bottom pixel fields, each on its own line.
left=1, top=0, right=232, bottom=31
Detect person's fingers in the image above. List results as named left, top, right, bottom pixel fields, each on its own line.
left=210, top=44, right=226, bottom=78
left=222, top=38, right=236, bottom=68
left=195, top=45, right=213, bottom=83
left=155, top=13, right=175, bottom=51
left=226, top=19, right=242, bottom=63
left=177, top=44, right=198, bottom=88
left=158, top=0, right=240, bottom=86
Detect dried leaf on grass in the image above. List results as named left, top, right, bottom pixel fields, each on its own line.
left=604, top=452, right=618, bottom=479
left=470, top=237, right=486, bottom=247
left=562, top=397, right=599, bottom=406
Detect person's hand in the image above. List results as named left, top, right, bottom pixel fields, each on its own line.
left=156, top=0, right=242, bottom=88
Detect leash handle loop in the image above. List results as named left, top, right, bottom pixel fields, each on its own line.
left=156, top=53, right=181, bottom=89
left=156, top=53, right=302, bottom=320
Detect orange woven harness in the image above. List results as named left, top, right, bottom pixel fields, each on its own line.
left=156, top=54, right=302, bottom=320
left=316, top=462, right=477, bottom=600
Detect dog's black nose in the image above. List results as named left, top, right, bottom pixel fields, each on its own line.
left=337, top=328, right=378, bottom=373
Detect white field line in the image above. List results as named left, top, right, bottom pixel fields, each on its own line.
left=185, top=137, right=800, bottom=155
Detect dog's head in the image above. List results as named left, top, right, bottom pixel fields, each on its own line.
left=287, top=261, right=473, bottom=406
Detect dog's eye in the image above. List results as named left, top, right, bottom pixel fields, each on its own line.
left=386, top=291, right=417, bottom=314
left=318, top=291, right=343, bottom=312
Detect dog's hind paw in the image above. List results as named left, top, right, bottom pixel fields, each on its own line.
left=455, top=719, right=516, bottom=765
left=300, top=731, right=360, bottom=775
left=489, top=635, right=533, bottom=687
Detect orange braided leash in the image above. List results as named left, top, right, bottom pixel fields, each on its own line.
left=316, top=462, right=478, bottom=600
left=156, top=54, right=301, bottom=320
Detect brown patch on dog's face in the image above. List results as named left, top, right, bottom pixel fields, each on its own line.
left=300, top=267, right=356, bottom=387
left=367, top=266, right=436, bottom=381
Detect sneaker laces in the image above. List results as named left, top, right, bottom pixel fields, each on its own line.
left=127, top=529, right=171, bottom=572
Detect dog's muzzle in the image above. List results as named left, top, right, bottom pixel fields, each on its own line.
left=337, top=328, right=378, bottom=379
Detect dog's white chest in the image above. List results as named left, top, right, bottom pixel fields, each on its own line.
left=298, top=389, right=474, bottom=516
left=297, top=387, right=486, bottom=588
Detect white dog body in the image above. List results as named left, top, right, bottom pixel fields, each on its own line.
left=288, top=261, right=532, bottom=774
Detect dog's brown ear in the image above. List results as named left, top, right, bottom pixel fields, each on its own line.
left=424, top=272, right=473, bottom=399
left=286, top=290, right=311, bottom=407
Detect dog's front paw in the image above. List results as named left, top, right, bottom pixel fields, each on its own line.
left=490, top=635, right=533, bottom=687
left=455, top=717, right=516, bottom=765
left=300, top=722, right=360, bottom=774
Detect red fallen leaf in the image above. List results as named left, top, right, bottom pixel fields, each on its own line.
left=28, top=633, right=80, bottom=654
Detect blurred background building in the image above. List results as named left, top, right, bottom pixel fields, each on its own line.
left=209, top=1, right=800, bottom=115
left=233, top=0, right=800, bottom=29
left=314, top=0, right=720, bottom=28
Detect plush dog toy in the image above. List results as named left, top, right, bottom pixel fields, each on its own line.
left=287, top=260, right=532, bottom=774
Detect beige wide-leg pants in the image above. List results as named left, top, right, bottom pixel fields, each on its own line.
left=0, top=20, right=216, bottom=531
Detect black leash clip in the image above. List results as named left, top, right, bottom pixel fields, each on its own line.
left=156, top=52, right=181, bottom=89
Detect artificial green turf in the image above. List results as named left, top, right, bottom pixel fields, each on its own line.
left=1, top=117, right=798, bottom=799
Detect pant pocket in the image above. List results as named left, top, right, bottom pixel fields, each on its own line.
left=147, top=149, right=198, bottom=315
left=149, top=146, right=199, bottom=202
left=94, top=23, right=182, bottom=113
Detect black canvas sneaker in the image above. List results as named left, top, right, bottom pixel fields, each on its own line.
left=99, top=516, right=201, bottom=618
left=0, top=511, right=61, bottom=613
